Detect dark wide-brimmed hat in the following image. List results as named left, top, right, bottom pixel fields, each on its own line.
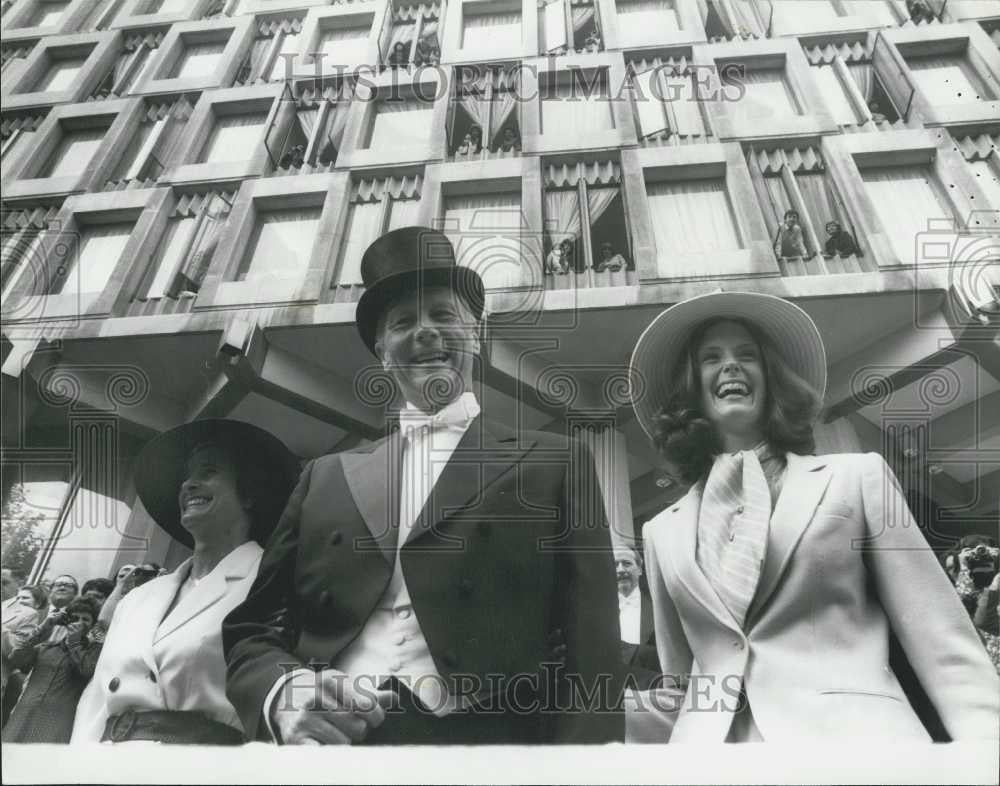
left=629, top=290, right=828, bottom=442
left=355, top=226, right=485, bottom=355
left=134, top=419, right=300, bottom=549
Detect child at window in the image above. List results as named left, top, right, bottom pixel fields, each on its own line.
left=824, top=221, right=859, bottom=257
left=545, top=242, right=568, bottom=275
left=594, top=242, right=627, bottom=273
left=499, top=127, right=521, bottom=153
left=774, top=209, right=808, bottom=259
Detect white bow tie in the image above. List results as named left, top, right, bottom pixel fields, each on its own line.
left=398, top=396, right=479, bottom=437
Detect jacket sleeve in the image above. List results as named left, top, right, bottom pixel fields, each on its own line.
left=548, top=441, right=625, bottom=743
left=974, top=588, right=999, bottom=636
left=223, top=459, right=314, bottom=741
left=63, top=629, right=102, bottom=679
left=860, top=452, right=1000, bottom=741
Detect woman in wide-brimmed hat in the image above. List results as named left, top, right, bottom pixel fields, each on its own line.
left=71, top=419, right=298, bottom=745
left=630, top=290, right=998, bottom=743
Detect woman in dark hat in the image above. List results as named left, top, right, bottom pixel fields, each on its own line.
left=628, top=291, right=998, bottom=743
left=71, top=419, right=298, bottom=744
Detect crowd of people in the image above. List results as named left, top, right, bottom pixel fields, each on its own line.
left=0, top=225, right=997, bottom=747
left=545, top=239, right=633, bottom=275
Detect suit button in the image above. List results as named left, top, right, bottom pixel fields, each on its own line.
left=330, top=531, right=343, bottom=545
left=458, top=578, right=474, bottom=597
left=319, top=591, right=332, bottom=607
left=109, top=677, right=120, bottom=692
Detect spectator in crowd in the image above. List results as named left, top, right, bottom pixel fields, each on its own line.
left=71, top=419, right=298, bottom=745
left=469, top=125, right=483, bottom=153
left=2, top=597, right=102, bottom=743
left=278, top=144, right=305, bottom=170
left=545, top=241, right=568, bottom=274
left=628, top=289, right=999, bottom=741
left=907, top=0, right=936, bottom=24
left=594, top=242, right=628, bottom=273
left=81, top=579, right=114, bottom=608
left=615, top=548, right=659, bottom=691
left=948, top=535, right=1000, bottom=674
left=455, top=132, right=479, bottom=157
left=774, top=209, right=808, bottom=259
left=388, top=41, right=409, bottom=68
left=498, top=127, right=521, bottom=153
left=824, top=221, right=859, bottom=257
left=2, top=585, right=45, bottom=722
left=561, top=238, right=581, bottom=273
left=39, top=576, right=78, bottom=644
left=868, top=101, right=887, bottom=123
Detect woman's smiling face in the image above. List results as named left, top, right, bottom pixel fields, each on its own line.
left=696, top=320, right=767, bottom=447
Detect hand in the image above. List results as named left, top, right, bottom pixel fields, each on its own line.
left=958, top=549, right=972, bottom=569
left=67, top=620, right=89, bottom=637
left=116, top=566, right=135, bottom=586
left=989, top=573, right=1000, bottom=593
left=271, top=669, right=396, bottom=745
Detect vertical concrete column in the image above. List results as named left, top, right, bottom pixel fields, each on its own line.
left=568, top=416, right=635, bottom=549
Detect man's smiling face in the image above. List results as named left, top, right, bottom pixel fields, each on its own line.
left=375, top=286, right=480, bottom=413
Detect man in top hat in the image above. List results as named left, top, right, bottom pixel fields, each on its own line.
left=223, top=226, right=624, bottom=745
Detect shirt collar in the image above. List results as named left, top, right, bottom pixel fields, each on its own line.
left=400, top=392, right=480, bottom=434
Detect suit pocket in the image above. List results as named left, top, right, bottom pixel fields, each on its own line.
left=815, top=502, right=854, bottom=519
left=818, top=689, right=903, bottom=702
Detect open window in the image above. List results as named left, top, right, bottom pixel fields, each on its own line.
left=543, top=160, right=632, bottom=279
left=540, top=68, right=614, bottom=135
left=628, top=55, right=711, bottom=146
left=383, top=3, right=441, bottom=69
left=268, top=82, right=354, bottom=174
left=869, top=32, right=915, bottom=122
left=449, top=64, right=521, bottom=158
left=105, top=96, right=194, bottom=189
left=1, top=205, right=59, bottom=305
left=331, top=175, right=423, bottom=290
left=235, top=16, right=304, bottom=86
left=802, top=43, right=873, bottom=127
left=539, top=0, right=602, bottom=55
left=89, top=31, right=164, bottom=100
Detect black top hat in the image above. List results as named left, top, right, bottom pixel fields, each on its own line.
left=355, top=226, right=485, bottom=354
left=134, top=419, right=300, bottom=549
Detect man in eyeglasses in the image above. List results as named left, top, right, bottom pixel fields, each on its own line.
left=40, top=575, right=79, bottom=644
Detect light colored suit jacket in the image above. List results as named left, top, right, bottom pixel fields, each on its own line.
left=643, top=451, right=1000, bottom=742
left=71, top=542, right=263, bottom=743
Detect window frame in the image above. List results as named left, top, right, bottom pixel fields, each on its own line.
left=445, top=0, right=531, bottom=63
left=0, top=0, right=93, bottom=42
left=295, top=4, right=380, bottom=80
left=609, top=0, right=703, bottom=50
left=110, top=0, right=218, bottom=30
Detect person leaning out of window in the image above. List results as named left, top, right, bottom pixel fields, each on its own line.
left=773, top=210, right=807, bottom=259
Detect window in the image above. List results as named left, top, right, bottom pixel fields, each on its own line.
left=386, top=3, right=441, bottom=67
left=811, top=65, right=859, bottom=125
left=36, top=124, right=107, bottom=179
left=646, top=178, right=741, bottom=262
left=199, top=111, right=268, bottom=164
left=106, top=97, right=194, bottom=186
left=723, top=67, right=800, bottom=121
left=840, top=0, right=898, bottom=26
left=141, top=192, right=233, bottom=298
left=239, top=207, right=321, bottom=283
left=861, top=166, right=954, bottom=264
left=541, top=71, right=614, bottom=134
left=316, top=25, right=370, bottom=72
left=92, top=33, right=164, bottom=100
left=615, top=0, right=679, bottom=47
left=1, top=114, right=46, bottom=168
left=769, top=0, right=839, bottom=32
left=462, top=7, right=521, bottom=50
left=168, top=38, right=226, bottom=79
left=450, top=64, right=521, bottom=157
left=1, top=207, right=58, bottom=302
left=144, top=0, right=189, bottom=13
left=30, top=54, right=88, bottom=93
left=57, top=222, right=134, bottom=295
left=630, top=58, right=710, bottom=143
left=334, top=176, right=422, bottom=286
left=23, top=0, right=69, bottom=28
left=443, top=192, right=522, bottom=289
left=543, top=161, right=632, bottom=276
left=366, top=96, right=434, bottom=150
left=539, top=0, right=601, bottom=55
left=906, top=54, right=995, bottom=104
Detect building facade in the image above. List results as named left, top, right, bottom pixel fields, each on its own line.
left=1, top=0, right=998, bottom=580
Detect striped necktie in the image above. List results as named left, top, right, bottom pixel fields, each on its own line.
left=696, top=449, right=772, bottom=628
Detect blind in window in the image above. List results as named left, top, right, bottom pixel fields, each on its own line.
left=200, top=113, right=267, bottom=164
left=243, top=207, right=321, bottom=281
left=861, top=166, right=952, bottom=264
left=646, top=180, right=741, bottom=261
left=369, top=99, right=433, bottom=150
left=542, top=78, right=614, bottom=134
left=616, top=1, right=680, bottom=46
left=60, top=222, right=134, bottom=295
left=462, top=13, right=521, bottom=50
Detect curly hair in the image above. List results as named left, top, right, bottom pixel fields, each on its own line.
left=652, top=317, right=822, bottom=484
left=65, top=596, right=101, bottom=621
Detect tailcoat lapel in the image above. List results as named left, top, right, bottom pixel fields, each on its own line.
left=341, top=431, right=401, bottom=564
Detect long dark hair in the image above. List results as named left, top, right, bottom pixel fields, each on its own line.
left=652, top=318, right=822, bottom=484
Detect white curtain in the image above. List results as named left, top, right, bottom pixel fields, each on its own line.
left=616, top=1, right=680, bottom=46
left=172, top=41, right=225, bottom=79
left=646, top=180, right=741, bottom=260
left=319, top=28, right=369, bottom=69
left=326, top=99, right=351, bottom=151
left=146, top=217, right=196, bottom=299
left=812, top=65, right=858, bottom=125
left=861, top=166, right=952, bottom=264
left=588, top=187, right=618, bottom=226
left=369, top=99, right=433, bottom=150
left=725, top=0, right=765, bottom=37
left=491, top=86, right=519, bottom=143
left=61, top=223, right=133, bottom=295
left=462, top=13, right=521, bottom=50
left=633, top=69, right=669, bottom=138
left=388, top=196, right=421, bottom=230
left=732, top=70, right=799, bottom=120
left=847, top=62, right=873, bottom=103
left=337, top=201, right=383, bottom=285
left=545, top=189, right=582, bottom=244
left=200, top=113, right=267, bottom=164
left=967, top=157, right=1000, bottom=211
left=268, top=31, right=300, bottom=81
left=296, top=107, right=319, bottom=141
left=770, top=0, right=838, bottom=33
left=36, top=58, right=85, bottom=92
left=542, top=80, right=613, bottom=134
left=907, top=55, right=992, bottom=104
left=444, top=193, right=523, bottom=289
left=573, top=6, right=595, bottom=30
left=663, top=70, right=707, bottom=136
left=243, top=208, right=320, bottom=281
left=41, top=128, right=105, bottom=179
left=840, top=0, right=897, bottom=26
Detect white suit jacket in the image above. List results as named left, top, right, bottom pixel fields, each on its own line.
left=71, top=542, right=263, bottom=743
left=643, top=452, right=1000, bottom=743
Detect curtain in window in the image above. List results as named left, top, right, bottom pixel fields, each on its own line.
left=243, top=208, right=320, bottom=282
left=812, top=65, right=858, bottom=124
left=172, top=41, right=225, bottom=79
left=61, top=223, right=133, bottom=295
left=36, top=59, right=85, bottom=92
left=369, top=99, right=433, bottom=150
left=725, top=0, right=765, bottom=37
left=200, top=113, right=267, bottom=164
left=268, top=32, right=300, bottom=81
left=545, top=189, right=582, bottom=244
left=770, top=0, right=838, bottom=33
left=388, top=197, right=421, bottom=231
left=573, top=4, right=595, bottom=30
left=646, top=180, right=741, bottom=259
left=146, top=217, right=197, bottom=299
left=462, top=14, right=521, bottom=50
left=663, top=70, right=707, bottom=136
left=444, top=193, right=523, bottom=289
left=616, top=1, right=680, bottom=46
left=796, top=172, right=851, bottom=241
left=389, top=21, right=416, bottom=53
left=907, top=55, right=993, bottom=104
left=732, top=70, right=799, bottom=120
left=968, top=157, right=1000, bottom=211
left=588, top=187, right=618, bottom=227
left=542, top=80, right=613, bottom=134
left=846, top=62, right=873, bottom=103
left=491, top=83, right=520, bottom=141
left=337, top=201, right=383, bottom=285
left=840, top=0, right=897, bottom=26
left=181, top=195, right=232, bottom=292
left=40, top=128, right=105, bottom=179
left=319, top=28, right=369, bottom=67
left=861, top=166, right=952, bottom=263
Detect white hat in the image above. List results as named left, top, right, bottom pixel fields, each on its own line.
left=629, top=291, right=828, bottom=441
